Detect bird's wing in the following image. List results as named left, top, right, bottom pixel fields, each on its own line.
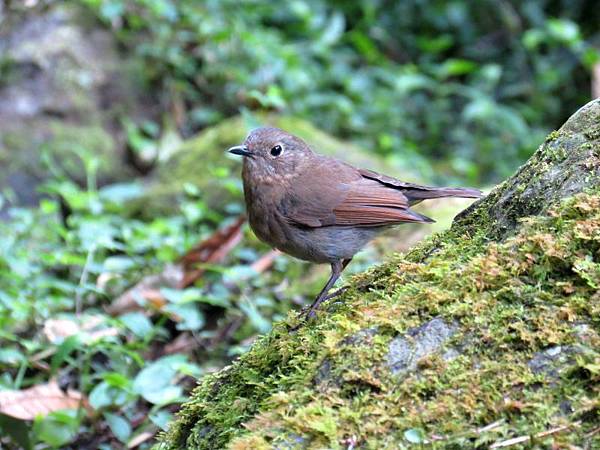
left=282, top=158, right=433, bottom=227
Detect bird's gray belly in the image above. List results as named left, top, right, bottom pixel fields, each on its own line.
left=288, top=226, right=379, bottom=263
left=269, top=222, right=381, bottom=263
left=247, top=204, right=382, bottom=263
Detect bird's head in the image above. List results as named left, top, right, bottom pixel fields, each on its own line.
left=228, top=127, right=313, bottom=181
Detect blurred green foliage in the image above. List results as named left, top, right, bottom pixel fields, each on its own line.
left=1, top=1, right=599, bottom=447
left=82, top=0, right=599, bottom=183
left=0, top=154, right=301, bottom=447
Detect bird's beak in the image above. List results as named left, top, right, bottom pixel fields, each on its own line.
left=228, top=145, right=253, bottom=157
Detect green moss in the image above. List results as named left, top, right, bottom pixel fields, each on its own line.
left=159, top=191, right=599, bottom=449
left=544, top=129, right=561, bottom=142
left=1, top=119, right=130, bottom=186
left=45, top=120, right=128, bottom=179
left=158, top=100, right=600, bottom=449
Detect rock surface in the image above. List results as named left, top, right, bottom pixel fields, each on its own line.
left=0, top=3, right=143, bottom=206
left=386, top=318, right=458, bottom=376
left=454, top=100, right=600, bottom=241
left=158, top=101, right=600, bottom=449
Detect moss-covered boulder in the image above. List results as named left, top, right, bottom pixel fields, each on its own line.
left=159, top=100, right=600, bottom=449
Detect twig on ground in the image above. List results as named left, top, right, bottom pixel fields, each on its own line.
left=489, top=422, right=580, bottom=448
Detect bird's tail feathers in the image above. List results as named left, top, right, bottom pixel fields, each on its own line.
left=406, top=187, right=483, bottom=202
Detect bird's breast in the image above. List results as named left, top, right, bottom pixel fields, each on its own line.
left=243, top=174, right=288, bottom=248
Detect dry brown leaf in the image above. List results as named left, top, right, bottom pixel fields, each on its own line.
left=179, top=215, right=246, bottom=287
left=250, top=249, right=280, bottom=274
left=43, top=315, right=119, bottom=343
left=0, top=381, right=86, bottom=420
left=163, top=333, right=198, bottom=355
left=106, top=264, right=183, bottom=315
left=96, top=272, right=119, bottom=291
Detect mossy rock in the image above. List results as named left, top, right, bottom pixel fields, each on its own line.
left=158, top=100, right=600, bottom=449
left=132, top=114, right=423, bottom=218
left=0, top=3, right=141, bottom=205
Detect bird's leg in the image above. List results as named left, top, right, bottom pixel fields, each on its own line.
left=341, top=257, right=353, bottom=271
left=302, top=261, right=342, bottom=320
left=290, top=258, right=352, bottom=331
left=320, top=258, right=353, bottom=302
left=304, top=257, right=352, bottom=319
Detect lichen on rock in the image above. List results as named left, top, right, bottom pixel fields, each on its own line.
left=386, top=318, right=458, bottom=376
left=158, top=99, right=600, bottom=449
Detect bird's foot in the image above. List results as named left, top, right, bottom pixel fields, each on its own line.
left=287, top=286, right=349, bottom=332
left=287, top=315, right=307, bottom=332
left=323, top=286, right=348, bottom=301
left=287, top=306, right=316, bottom=332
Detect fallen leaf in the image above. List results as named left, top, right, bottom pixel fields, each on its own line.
left=163, top=333, right=198, bottom=355
left=250, top=249, right=280, bottom=274
left=107, top=264, right=183, bottom=315
left=179, top=215, right=246, bottom=287
left=96, top=272, right=119, bottom=291
left=0, top=381, right=86, bottom=420
left=44, top=315, right=119, bottom=344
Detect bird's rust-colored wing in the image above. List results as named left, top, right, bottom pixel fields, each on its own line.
left=282, top=158, right=434, bottom=227
left=331, top=178, right=433, bottom=225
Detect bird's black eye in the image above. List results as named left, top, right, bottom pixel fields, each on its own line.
left=270, top=145, right=283, bottom=157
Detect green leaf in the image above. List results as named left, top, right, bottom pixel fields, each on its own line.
left=523, top=29, right=544, bottom=50
left=439, top=59, right=478, bottom=77
left=416, top=34, right=453, bottom=53
left=547, top=18, right=580, bottom=43
left=99, top=182, right=144, bottom=203
left=224, top=265, right=258, bottom=283
left=103, top=256, right=136, bottom=272
left=104, top=412, right=132, bottom=443
left=133, top=355, right=186, bottom=405
left=0, top=347, right=25, bottom=365
left=0, top=413, right=31, bottom=450
left=33, top=410, right=79, bottom=448
left=160, top=287, right=202, bottom=304
left=319, top=12, right=345, bottom=46
left=164, top=303, right=205, bottom=331
left=89, top=381, right=133, bottom=410
left=120, top=312, right=153, bottom=339
left=239, top=299, right=271, bottom=334
left=51, top=335, right=81, bottom=372
left=149, top=409, right=173, bottom=431
left=102, top=372, right=133, bottom=390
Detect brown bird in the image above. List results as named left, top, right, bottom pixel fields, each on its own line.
left=228, top=127, right=482, bottom=323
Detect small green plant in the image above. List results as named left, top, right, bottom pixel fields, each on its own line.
left=0, top=152, right=296, bottom=448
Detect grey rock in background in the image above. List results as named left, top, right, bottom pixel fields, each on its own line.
left=0, top=3, right=147, bottom=208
